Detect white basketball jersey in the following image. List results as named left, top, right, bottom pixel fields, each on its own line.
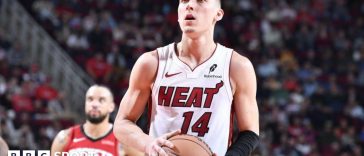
left=149, top=43, right=233, bottom=156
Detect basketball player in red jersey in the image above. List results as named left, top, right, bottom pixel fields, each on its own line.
left=114, top=0, right=259, bottom=156
left=51, top=85, right=122, bottom=156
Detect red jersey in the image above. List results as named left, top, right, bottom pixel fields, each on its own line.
left=63, top=125, right=119, bottom=156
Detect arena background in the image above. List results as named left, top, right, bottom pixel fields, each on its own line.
left=0, top=0, right=364, bottom=155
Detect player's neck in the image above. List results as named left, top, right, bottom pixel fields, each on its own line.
left=178, top=35, right=216, bottom=64
left=84, top=120, right=112, bottom=138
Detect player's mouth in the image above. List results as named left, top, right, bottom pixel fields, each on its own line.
left=89, top=110, right=100, bottom=115
left=185, top=14, right=196, bottom=21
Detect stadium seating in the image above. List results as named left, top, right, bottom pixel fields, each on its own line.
left=1, top=0, right=363, bottom=155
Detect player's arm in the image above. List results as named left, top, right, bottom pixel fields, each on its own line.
left=0, top=137, right=9, bottom=156
left=122, top=144, right=145, bottom=156
left=113, top=51, right=178, bottom=156
left=51, top=129, right=71, bottom=155
left=226, top=52, right=259, bottom=156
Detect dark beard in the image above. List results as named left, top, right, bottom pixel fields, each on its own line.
left=86, top=113, right=107, bottom=124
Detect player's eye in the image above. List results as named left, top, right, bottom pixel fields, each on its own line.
left=87, top=97, right=93, bottom=101
left=99, top=98, right=106, bottom=103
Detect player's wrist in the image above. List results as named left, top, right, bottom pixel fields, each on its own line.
left=142, top=136, right=155, bottom=154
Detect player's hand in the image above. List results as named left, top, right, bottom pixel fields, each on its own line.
left=145, top=129, right=181, bottom=156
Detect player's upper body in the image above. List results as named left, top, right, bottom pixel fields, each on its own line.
left=61, top=124, right=118, bottom=156
left=114, top=0, right=259, bottom=155
left=51, top=85, right=120, bottom=156
left=149, top=42, right=233, bottom=156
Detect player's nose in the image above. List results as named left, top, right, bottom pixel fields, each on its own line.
left=185, top=1, right=196, bottom=11
left=90, top=100, right=101, bottom=108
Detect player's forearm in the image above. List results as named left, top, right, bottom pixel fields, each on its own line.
left=225, top=130, right=259, bottom=156
left=113, top=119, right=153, bottom=153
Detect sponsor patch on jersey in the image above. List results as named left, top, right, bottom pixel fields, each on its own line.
left=205, top=64, right=221, bottom=78
left=204, top=74, right=222, bottom=78
left=209, top=64, right=217, bottom=74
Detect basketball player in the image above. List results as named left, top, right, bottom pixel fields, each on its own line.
left=114, top=0, right=259, bottom=156
left=51, top=85, right=122, bottom=156
left=0, top=137, right=8, bottom=156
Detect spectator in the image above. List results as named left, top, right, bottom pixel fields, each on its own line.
left=7, top=0, right=364, bottom=155
left=6, top=42, right=26, bottom=68
left=66, top=29, right=89, bottom=50
left=35, top=79, right=58, bottom=101
left=10, top=89, right=33, bottom=112
left=86, top=53, right=112, bottom=83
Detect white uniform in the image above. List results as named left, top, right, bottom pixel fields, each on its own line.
left=149, top=43, right=233, bottom=156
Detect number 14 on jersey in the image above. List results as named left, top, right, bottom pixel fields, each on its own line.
left=181, top=111, right=212, bottom=137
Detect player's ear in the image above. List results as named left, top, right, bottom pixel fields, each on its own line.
left=215, top=9, right=224, bottom=21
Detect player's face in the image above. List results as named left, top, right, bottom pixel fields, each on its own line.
left=178, top=0, right=223, bottom=36
left=85, top=87, right=114, bottom=124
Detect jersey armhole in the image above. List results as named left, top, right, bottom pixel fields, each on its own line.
left=223, top=50, right=233, bottom=102
left=150, top=49, right=160, bottom=92
left=151, top=49, right=161, bottom=95
left=151, top=44, right=172, bottom=96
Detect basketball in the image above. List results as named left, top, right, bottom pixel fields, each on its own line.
left=163, top=134, right=213, bottom=156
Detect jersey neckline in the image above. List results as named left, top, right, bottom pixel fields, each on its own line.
left=80, top=124, right=113, bottom=142
left=173, top=42, right=219, bottom=72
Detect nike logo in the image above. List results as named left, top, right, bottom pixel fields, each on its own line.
left=165, top=72, right=182, bottom=78
left=73, top=138, right=86, bottom=143
left=101, top=140, right=114, bottom=146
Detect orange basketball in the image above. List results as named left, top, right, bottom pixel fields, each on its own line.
left=163, top=134, right=213, bottom=156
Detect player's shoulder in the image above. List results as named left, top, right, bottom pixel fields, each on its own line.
left=230, top=51, right=254, bottom=71
left=229, top=51, right=256, bottom=92
left=51, top=127, right=73, bottom=149
left=55, top=127, right=72, bottom=140
left=135, top=50, right=158, bottom=68
left=129, top=50, right=159, bottom=87
left=133, top=50, right=158, bottom=75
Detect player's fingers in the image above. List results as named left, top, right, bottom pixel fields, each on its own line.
left=163, top=147, right=178, bottom=156
left=165, top=129, right=181, bottom=139
left=153, top=144, right=168, bottom=156
left=148, top=144, right=159, bottom=156
left=157, top=138, right=174, bottom=148
left=149, top=150, right=158, bottom=156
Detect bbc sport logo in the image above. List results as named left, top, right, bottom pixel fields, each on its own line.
left=8, top=150, right=99, bottom=156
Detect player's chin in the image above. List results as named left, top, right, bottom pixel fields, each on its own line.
left=181, top=27, right=198, bottom=34
left=184, top=29, right=195, bottom=34
left=86, top=113, right=107, bottom=124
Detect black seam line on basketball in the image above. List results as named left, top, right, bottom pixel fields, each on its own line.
left=170, top=134, right=214, bottom=154
left=178, top=134, right=213, bottom=152
left=169, top=138, right=213, bottom=155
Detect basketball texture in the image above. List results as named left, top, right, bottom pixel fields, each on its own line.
left=163, top=134, right=213, bottom=156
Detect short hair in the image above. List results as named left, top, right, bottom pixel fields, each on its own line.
left=87, top=84, right=114, bottom=101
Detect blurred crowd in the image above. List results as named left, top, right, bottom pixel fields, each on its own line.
left=5, top=0, right=364, bottom=155
left=0, top=28, right=74, bottom=149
